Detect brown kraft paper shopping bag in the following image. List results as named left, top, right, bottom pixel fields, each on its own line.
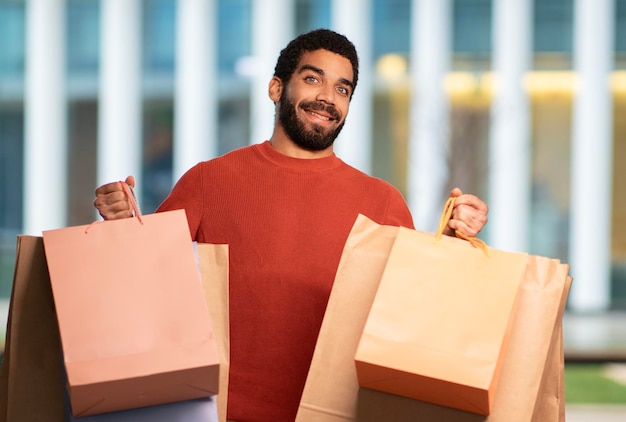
left=530, top=275, right=572, bottom=421
left=296, top=214, right=571, bottom=421
left=0, top=235, right=65, bottom=422
left=197, top=243, right=230, bottom=422
left=42, top=209, right=220, bottom=417
left=296, top=214, right=401, bottom=421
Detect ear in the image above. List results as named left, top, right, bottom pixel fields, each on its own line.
left=268, top=77, right=283, bottom=103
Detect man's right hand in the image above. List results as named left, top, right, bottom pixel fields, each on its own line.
left=93, top=175, right=136, bottom=220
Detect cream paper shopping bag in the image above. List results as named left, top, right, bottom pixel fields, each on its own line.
left=355, top=225, right=527, bottom=415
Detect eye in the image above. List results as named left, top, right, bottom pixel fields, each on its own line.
left=304, top=75, right=319, bottom=84
left=336, top=86, right=349, bottom=96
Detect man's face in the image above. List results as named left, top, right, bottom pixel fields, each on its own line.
left=277, top=50, right=354, bottom=151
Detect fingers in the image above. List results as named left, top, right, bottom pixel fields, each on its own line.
left=453, top=194, right=489, bottom=215
left=94, top=176, right=135, bottom=196
left=95, top=180, right=123, bottom=196
left=93, top=177, right=136, bottom=220
left=124, top=175, right=135, bottom=188
left=447, top=209, right=488, bottom=238
left=447, top=188, right=489, bottom=237
left=96, top=207, right=134, bottom=221
left=449, top=187, right=463, bottom=198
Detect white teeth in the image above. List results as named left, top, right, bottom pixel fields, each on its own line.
left=309, top=111, right=330, bottom=121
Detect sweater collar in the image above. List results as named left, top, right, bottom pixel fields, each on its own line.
left=255, top=140, right=343, bottom=171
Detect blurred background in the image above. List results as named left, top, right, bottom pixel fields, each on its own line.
left=0, top=0, right=625, bottom=415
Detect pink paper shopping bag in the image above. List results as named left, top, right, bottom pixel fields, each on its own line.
left=42, top=209, right=219, bottom=417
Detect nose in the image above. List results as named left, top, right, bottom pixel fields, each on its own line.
left=316, top=84, right=335, bottom=105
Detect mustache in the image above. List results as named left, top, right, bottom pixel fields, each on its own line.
left=300, top=101, right=341, bottom=121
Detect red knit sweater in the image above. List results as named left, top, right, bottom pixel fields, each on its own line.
left=157, top=141, right=414, bottom=421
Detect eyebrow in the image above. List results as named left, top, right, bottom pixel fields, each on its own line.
left=298, top=64, right=354, bottom=91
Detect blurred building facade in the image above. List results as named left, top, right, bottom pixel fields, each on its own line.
left=0, top=0, right=625, bottom=312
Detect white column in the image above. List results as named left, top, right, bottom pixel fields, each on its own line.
left=174, top=0, right=218, bottom=181
left=331, top=0, right=372, bottom=173
left=98, top=0, right=142, bottom=193
left=488, top=0, right=532, bottom=252
left=24, top=0, right=67, bottom=234
left=569, top=0, right=615, bottom=312
left=250, top=0, right=294, bottom=145
left=408, top=0, right=452, bottom=231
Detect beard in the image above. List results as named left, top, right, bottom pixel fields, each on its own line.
left=277, top=92, right=345, bottom=152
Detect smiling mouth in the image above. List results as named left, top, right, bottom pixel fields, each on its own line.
left=301, top=101, right=341, bottom=123
left=305, top=109, right=334, bottom=122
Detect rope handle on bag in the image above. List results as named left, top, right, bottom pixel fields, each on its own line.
left=120, top=181, right=143, bottom=224
left=435, top=196, right=489, bottom=256
left=85, top=181, right=143, bottom=234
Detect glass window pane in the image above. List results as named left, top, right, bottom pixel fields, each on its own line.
left=0, top=108, right=23, bottom=231
left=218, top=0, right=251, bottom=76
left=295, top=0, right=330, bottom=34
left=67, top=101, right=98, bottom=225
left=534, top=0, right=573, bottom=53
left=143, top=0, right=176, bottom=75
left=529, top=90, right=572, bottom=261
left=141, top=102, right=174, bottom=213
left=453, top=0, right=491, bottom=55
left=617, top=0, right=626, bottom=68
left=448, top=99, right=490, bottom=208
left=372, top=0, right=411, bottom=59
left=372, top=87, right=410, bottom=194
left=534, top=0, right=573, bottom=68
left=618, top=0, right=626, bottom=51
left=218, top=96, right=250, bottom=155
left=67, top=0, right=99, bottom=76
left=453, top=0, right=491, bottom=70
left=0, top=2, right=25, bottom=78
left=612, top=91, right=626, bottom=307
left=217, top=0, right=251, bottom=155
left=0, top=107, right=24, bottom=298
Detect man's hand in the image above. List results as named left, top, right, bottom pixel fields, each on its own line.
left=443, top=187, right=488, bottom=238
left=93, top=175, right=136, bottom=220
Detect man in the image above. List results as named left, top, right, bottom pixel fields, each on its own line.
left=94, top=29, right=488, bottom=422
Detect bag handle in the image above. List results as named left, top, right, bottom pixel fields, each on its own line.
left=435, top=196, right=489, bottom=256
left=120, top=181, right=143, bottom=223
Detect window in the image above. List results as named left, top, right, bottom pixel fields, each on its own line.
left=295, top=0, right=330, bottom=34
left=143, top=0, right=175, bottom=75
left=67, top=0, right=99, bottom=76
left=372, top=0, right=411, bottom=60
left=534, top=0, right=573, bottom=68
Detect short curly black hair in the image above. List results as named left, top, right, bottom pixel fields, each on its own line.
left=273, top=28, right=359, bottom=99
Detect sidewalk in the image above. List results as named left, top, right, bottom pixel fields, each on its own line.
left=566, top=404, right=626, bottom=421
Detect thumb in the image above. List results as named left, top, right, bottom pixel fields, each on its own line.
left=124, top=175, right=136, bottom=189
left=449, top=187, right=463, bottom=198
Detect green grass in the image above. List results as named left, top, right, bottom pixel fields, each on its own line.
left=565, top=363, right=626, bottom=404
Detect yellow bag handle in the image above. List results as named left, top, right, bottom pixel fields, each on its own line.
left=435, top=196, right=489, bottom=256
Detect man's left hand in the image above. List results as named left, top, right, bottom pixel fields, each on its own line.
left=443, top=187, right=488, bottom=238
